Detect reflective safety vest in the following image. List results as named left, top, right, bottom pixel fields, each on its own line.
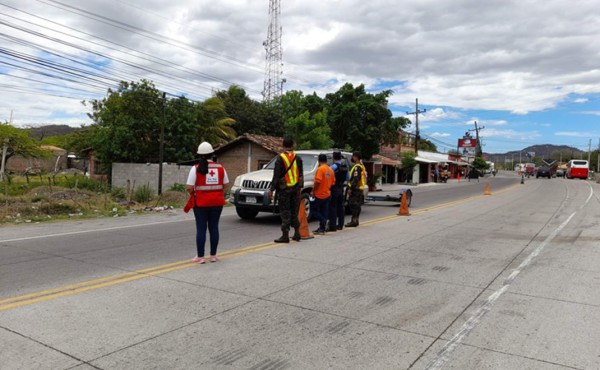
left=349, top=163, right=367, bottom=190
left=194, top=162, right=226, bottom=207
left=280, top=151, right=299, bottom=187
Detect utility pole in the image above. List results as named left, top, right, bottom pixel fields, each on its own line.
left=406, top=98, right=426, bottom=152
left=0, top=110, right=13, bottom=182
left=467, top=121, right=485, bottom=157
left=587, top=139, right=592, bottom=166
left=597, top=137, right=600, bottom=173
left=158, top=92, right=166, bottom=195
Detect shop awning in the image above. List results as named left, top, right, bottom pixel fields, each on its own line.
left=415, top=156, right=438, bottom=164
left=372, top=154, right=401, bottom=166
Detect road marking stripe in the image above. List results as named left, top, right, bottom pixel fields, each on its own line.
left=0, top=242, right=277, bottom=306
left=0, top=182, right=520, bottom=311
left=0, top=219, right=193, bottom=243
left=424, top=183, right=593, bottom=370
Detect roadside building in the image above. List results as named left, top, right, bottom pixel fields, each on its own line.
left=7, top=145, right=67, bottom=174
left=213, top=134, right=283, bottom=191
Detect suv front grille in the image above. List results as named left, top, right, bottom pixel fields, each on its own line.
left=242, top=180, right=271, bottom=190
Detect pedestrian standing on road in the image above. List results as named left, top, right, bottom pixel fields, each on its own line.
left=434, top=166, right=439, bottom=183
left=269, top=136, right=304, bottom=243
left=186, top=142, right=229, bottom=264
left=327, top=151, right=349, bottom=232
left=345, top=151, right=366, bottom=228
left=311, top=154, right=335, bottom=235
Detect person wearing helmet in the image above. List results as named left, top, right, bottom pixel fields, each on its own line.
left=186, top=141, right=229, bottom=264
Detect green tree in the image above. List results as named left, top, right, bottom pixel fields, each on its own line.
left=472, top=157, right=490, bottom=172
left=0, top=122, right=49, bottom=175
left=325, top=83, right=405, bottom=160
left=84, top=80, right=235, bottom=168
left=418, top=139, right=438, bottom=152
left=284, top=111, right=333, bottom=149
left=400, top=151, right=417, bottom=183
left=216, top=85, right=283, bottom=136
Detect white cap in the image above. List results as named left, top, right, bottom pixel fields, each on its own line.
left=197, top=141, right=214, bottom=155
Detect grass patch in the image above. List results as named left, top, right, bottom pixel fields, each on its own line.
left=0, top=174, right=188, bottom=225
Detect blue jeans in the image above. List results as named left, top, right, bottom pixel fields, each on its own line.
left=328, top=187, right=345, bottom=229
left=192, top=206, right=223, bottom=257
left=312, top=196, right=330, bottom=231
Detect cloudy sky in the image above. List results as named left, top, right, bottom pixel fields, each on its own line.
left=1, top=0, right=599, bottom=153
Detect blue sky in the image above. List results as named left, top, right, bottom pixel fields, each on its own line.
left=1, top=0, right=599, bottom=155
left=390, top=93, right=600, bottom=154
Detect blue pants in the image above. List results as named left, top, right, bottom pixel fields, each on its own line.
left=312, top=196, right=330, bottom=231
left=328, top=188, right=345, bottom=229
left=192, top=206, right=223, bottom=257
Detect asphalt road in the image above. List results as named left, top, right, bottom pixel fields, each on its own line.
left=2, top=172, right=599, bottom=369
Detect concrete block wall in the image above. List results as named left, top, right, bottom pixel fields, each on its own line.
left=217, top=142, right=275, bottom=188
left=111, top=163, right=193, bottom=193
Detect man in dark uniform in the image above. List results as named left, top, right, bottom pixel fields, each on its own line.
left=269, top=136, right=304, bottom=243
left=345, top=151, right=366, bottom=227
left=327, top=151, right=349, bottom=231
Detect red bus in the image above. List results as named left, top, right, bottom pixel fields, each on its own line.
left=566, top=160, right=589, bottom=179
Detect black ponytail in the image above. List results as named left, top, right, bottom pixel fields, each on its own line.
left=197, top=155, right=209, bottom=175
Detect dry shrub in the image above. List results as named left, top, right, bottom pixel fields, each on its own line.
left=158, top=190, right=188, bottom=205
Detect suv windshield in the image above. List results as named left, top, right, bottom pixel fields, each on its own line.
left=264, top=153, right=319, bottom=172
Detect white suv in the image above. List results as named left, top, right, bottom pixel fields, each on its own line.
left=230, top=150, right=366, bottom=220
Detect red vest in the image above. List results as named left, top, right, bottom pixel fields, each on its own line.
left=194, top=162, right=226, bottom=207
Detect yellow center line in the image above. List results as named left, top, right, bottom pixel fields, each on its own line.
left=0, top=182, right=520, bottom=311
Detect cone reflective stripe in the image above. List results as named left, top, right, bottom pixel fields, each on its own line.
left=297, top=200, right=314, bottom=239
left=484, top=182, right=492, bottom=195
left=398, top=190, right=410, bottom=216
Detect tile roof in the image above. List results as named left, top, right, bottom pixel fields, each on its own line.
left=214, top=133, right=283, bottom=154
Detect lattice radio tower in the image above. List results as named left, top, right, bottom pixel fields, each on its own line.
left=262, top=0, right=284, bottom=101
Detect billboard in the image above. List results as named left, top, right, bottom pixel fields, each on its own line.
left=458, top=138, right=478, bottom=157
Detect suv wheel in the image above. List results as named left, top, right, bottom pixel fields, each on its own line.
left=300, top=193, right=312, bottom=221
left=236, top=207, right=259, bottom=220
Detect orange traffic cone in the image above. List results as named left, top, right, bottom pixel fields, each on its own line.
left=484, top=182, right=492, bottom=195
left=398, top=191, right=411, bottom=216
left=297, top=203, right=314, bottom=239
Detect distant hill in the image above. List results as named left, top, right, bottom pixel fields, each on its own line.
left=27, top=125, right=81, bottom=140
left=485, top=144, right=583, bottom=163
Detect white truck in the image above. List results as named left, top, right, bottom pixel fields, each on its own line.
left=229, top=150, right=360, bottom=220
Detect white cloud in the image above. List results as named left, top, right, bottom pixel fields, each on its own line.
left=430, top=132, right=451, bottom=138
left=464, top=118, right=508, bottom=127
left=579, top=111, right=600, bottom=116
left=1, top=0, right=600, bottom=126
left=482, top=128, right=541, bottom=141
left=555, top=131, right=598, bottom=137
left=574, top=98, right=589, bottom=103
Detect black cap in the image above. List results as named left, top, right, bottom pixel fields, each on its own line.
left=333, top=151, right=342, bottom=160
left=318, top=153, right=327, bottom=162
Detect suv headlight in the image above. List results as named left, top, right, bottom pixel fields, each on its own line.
left=233, top=175, right=243, bottom=187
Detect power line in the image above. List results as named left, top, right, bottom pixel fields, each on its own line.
left=0, top=8, right=234, bottom=95
left=36, top=0, right=265, bottom=82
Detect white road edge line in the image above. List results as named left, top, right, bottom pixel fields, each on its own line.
left=424, top=184, right=594, bottom=370
left=0, top=219, right=192, bottom=243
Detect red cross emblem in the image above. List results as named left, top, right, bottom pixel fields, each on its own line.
left=209, top=170, right=216, bottom=176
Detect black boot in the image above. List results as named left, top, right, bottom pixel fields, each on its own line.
left=274, top=230, right=290, bottom=243
left=345, top=217, right=358, bottom=227
left=292, top=228, right=301, bottom=241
